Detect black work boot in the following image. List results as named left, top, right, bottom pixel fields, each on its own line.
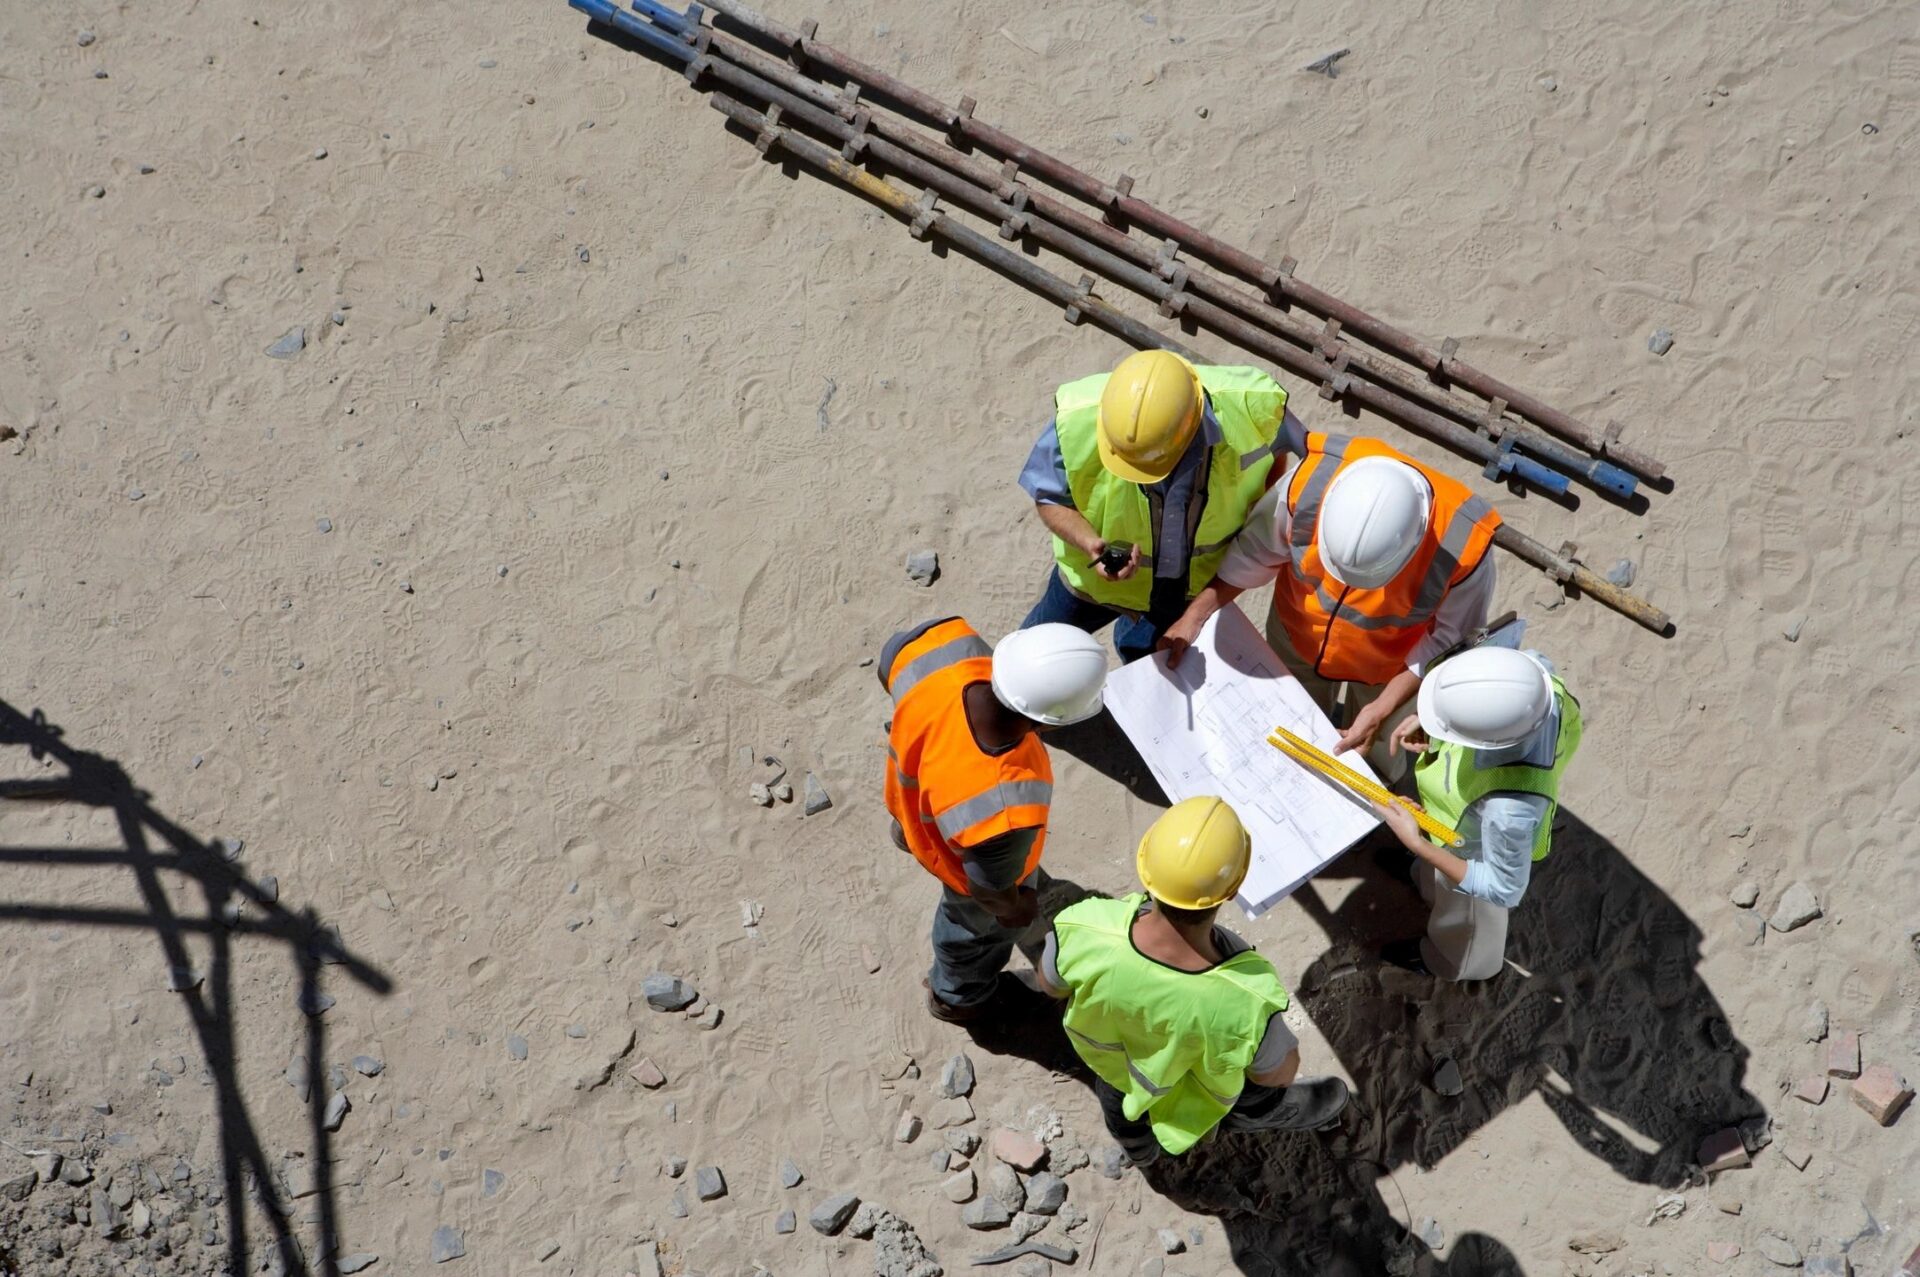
left=1226, top=1077, right=1352, bottom=1133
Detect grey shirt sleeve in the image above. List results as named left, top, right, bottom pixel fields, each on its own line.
left=962, top=827, right=1039, bottom=894
left=1036, top=927, right=1067, bottom=997
left=1214, top=927, right=1298, bottom=1074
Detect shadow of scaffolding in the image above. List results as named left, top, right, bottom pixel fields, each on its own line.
left=0, top=699, right=393, bottom=1277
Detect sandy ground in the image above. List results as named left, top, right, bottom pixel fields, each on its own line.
left=3, top=0, right=1919, bottom=1274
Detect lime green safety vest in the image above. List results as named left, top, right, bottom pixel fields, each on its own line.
left=1052, top=366, right=1287, bottom=611
left=1054, top=893, right=1289, bottom=1155
left=1415, top=677, right=1583, bottom=861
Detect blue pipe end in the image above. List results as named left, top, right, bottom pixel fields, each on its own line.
left=1506, top=454, right=1573, bottom=497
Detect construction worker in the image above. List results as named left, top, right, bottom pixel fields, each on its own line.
left=880, top=618, right=1109, bottom=1023
left=1019, top=349, right=1299, bottom=663
left=1034, top=797, right=1350, bottom=1164
left=1371, top=646, right=1583, bottom=981
left=1159, top=435, right=1500, bottom=775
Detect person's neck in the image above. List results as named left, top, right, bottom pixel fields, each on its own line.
left=1132, top=905, right=1222, bottom=970
left=963, top=682, right=1033, bottom=752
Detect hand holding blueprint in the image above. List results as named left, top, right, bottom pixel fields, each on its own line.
left=1102, top=605, right=1383, bottom=915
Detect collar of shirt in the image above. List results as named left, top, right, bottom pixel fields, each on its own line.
left=1147, top=401, right=1221, bottom=493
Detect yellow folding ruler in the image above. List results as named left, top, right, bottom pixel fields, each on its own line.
left=1266, top=725, right=1466, bottom=848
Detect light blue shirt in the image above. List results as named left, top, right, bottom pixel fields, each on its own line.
left=1451, top=656, right=1560, bottom=910
left=1018, top=404, right=1224, bottom=582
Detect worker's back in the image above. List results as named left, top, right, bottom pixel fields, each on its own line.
left=1052, top=893, right=1288, bottom=1154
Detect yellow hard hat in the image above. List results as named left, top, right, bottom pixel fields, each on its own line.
left=1135, top=796, right=1251, bottom=910
left=1097, top=350, right=1203, bottom=484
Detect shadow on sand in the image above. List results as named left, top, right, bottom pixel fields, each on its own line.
left=0, top=700, right=393, bottom=1277
left=965, top=812, right=1760, bottom=1276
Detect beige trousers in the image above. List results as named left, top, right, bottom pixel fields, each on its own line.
left=1413, top=861, right=1509, bottom=982
left=1266, top=607, right=1418, bottom=785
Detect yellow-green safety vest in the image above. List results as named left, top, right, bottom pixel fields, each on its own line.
left=1414, top=677, right=1583, bottom=861
left=1054, top=893, right=1289, bottom=1155
left=1052, top=365, right=1287, bottom=611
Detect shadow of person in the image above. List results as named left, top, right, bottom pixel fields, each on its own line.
left=952, top=811, right=1757, bottom=1276
left=1046, top=711, right=1172, bottom=808
left=0, top=700, right=393, bottom=1277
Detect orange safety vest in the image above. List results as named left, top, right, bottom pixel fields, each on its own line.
left=1274, top=435, right=1503, bottom=685
left=882, top=618, right=1051, bottom=895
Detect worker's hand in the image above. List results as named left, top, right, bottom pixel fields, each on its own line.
left=1156, top=609, right=1205, bottom=668
left=1089, top=540, right=1141, bottom=582
left=1388, top=716, right=1429, bottom=757
left=1333, top=704, right=1388, bottom=758
left=1372, top=797, right=1424, bottom=844
left=981, top=885, right=1041, bottom=931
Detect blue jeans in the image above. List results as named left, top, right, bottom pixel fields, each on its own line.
left=929, top=870, right=1050, bottom=1008
left=1020, top=568, right=1190, bottom=665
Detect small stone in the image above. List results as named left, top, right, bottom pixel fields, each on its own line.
left=1851, top=1062, right=1914, bottom=1125
left=630, top=1057, right=666, bottom=1088
left=429, top=1226, right=464, bottom=1263
left=1539, top=75, right=1558, bottom=91
left=986, top=1162, right=1025, bottom=1212
left=1417, top=1217, right=1444, bottom=1249
left=1604, top=559, right=1636, bottom=588
left=1431, top=1058, right=1463, bottom=1097
left=991, top=1128, right=1048, bottom=1172
left=905, top=549, right=940, bottom=585
left=749, top=782, right=772, bottom=806
left=127, top=487, right=144, bottom=502
left=1769, top=881, right=1821, bottom=931
left=322, top=1092, right=349, bottom=1131
left=1697, top=1126, right=1749, bottom=1172
left=564, top=1024, right=586, bottom=1039
left=1739, top=1114, right=1773, bottom=1152
left=1025, top=1171, right=1068, bottom=1214
left=1784, top=617, right=1806, bottom=642
left=138, top=163, right=155, bottom=174
left=84, top=183, right=106, bottom=198
left=847, top=1203, right=883, bottom=1239
left=1159, top=1228, right=1186, bottom=1254
left=809, top=1192, right=860, bottom=1235
left=942, top=1169, right=975, bottom=1203
left=1196, top=105, right=1209, bottom=118
left=1828, top=1030, right=1861, bottom=1077
left=775, top=1209, right=796, bottom=1234
left=1706, top=1241, right=1741, bottom=1264
left=1781, top=1145, right=1812, bottom=1170
left=400, top=581, right=414, bottom=594
left=265, top=327, right=306, bottom=359
left=1648, top=328, right=1674, bottom=356
left=895, top=1112, right=922, bottom=1143
left=1, top=1172, right=33, bottom=1202
left=694, top=1166, right=726, bottom=1200
left=338, top=1256, right=380, bottom=1274
left=1011, top=1212, right=1048, bottom=1242
left=78, top=30, right=96, bottom=45
left=30, top=1153, right=61, bottom=1184
left=166, top=966, right=202, bottom=991
left=1794, top=1075, right=1829, bottom=1104
left=803, top=773, right=833, bottom=815
left=1099, top=1146, right=1128, bottom=1178
left=961, top=1197, right=1011, bottom=1230
left=1755, top=1233, right=1800, bottom=1267
left=643, top=973, right=697, bottom=1011
left=773, top=1156, right=803, bottom=1188
left=772, top=781, right=792, bottom=802
left=507, top=1034, right=528, bottom=1061
left=312, top=147, right=328, bottom=160
left=696, top=1006, right=723, bottom=1030
left=1804, top=1255, right=1851, bottom=1276
left=1713, top=1193, right=1743, bottom=1215
left=483, top=1168, right=505, bottom=1198
left=1730, top=881, right=1759, bottom=908
left=931, top=1148, right=954, bottom=1173
left=663, top=1155, right=686, bottom=1177
left=60, top=1159, right=92, bottom=1185
left=1803, top=1000, right=1829, bottom=1042
left=352, top=1055, right=383, bottom=1077
left=668, top=1188, right=688, bottom=1218
left=939, top=1053, right=976, bottom=1098
left=926, top=1096, right=973, bottom=1130
left=332, top=310, right=347, bottom=326
left=92, top=1099, right=112, bottom=1114
left=255, top=872, right=275, bottom=899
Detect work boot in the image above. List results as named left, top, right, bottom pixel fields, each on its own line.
left=1226, top=1077, right=1351, bottom=1134
left=923, top=979, right=995, bottom=1025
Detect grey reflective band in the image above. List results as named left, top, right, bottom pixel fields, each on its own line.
left=1193, top=535, right=1236, bottom=557
left=1286, top=436, right=1354, bottom=571
left=1064, top=1026, right=1171, bottom=1097
left=1195, top=1077, right=1239, bottom=1107
left=887, top=747, right=919, bottom=789
left=888, top=633, right=992, bottom=703
left=1236, top=435, right=1284, bottom=470
left=1408, top=495, right=1493, bottom=618
left=933, top=779, right=1053, bottom=839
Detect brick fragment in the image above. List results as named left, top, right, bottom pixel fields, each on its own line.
left=1851, top=1062, right=1914, bottom=1126
left=1697, top=1126, right=1749, bottom=1172
left=1706, top=1241, right=1741, bottom=1264
left=1826, top=1030, right=1861, bottom=1079
left=990, top=1128, right=1049, bottom=1172
left=1792, top=1075, right=1829, bottom=1105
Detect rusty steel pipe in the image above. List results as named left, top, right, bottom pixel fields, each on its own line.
left=694, top=90, right=1669, bottom=631
left=694, top=0, right=1667, bottom=483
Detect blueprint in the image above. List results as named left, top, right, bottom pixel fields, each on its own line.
left=1103, top=605, right=1383, bottom=916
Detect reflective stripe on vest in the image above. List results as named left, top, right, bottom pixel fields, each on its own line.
left=1276, top=434, right=1502, bottom=684
left=1414, top=677, right=1583, bottom=861
left=882, top=619, right=1051, bottom=895
left=1051, top=365, right=1287, bottom=612
left=1053, top=894, right=1288, bottom=1156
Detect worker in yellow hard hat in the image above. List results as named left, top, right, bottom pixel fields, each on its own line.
left=1033, top=797, right=1350, bottom=1163
left=1018, top=350, right=1301, bottom=663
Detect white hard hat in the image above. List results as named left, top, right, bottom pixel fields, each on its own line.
left=1417, top=647, right=1554, bottom=750
left=1317, top=456, right=1432, bottom=589
left=991, top=624, right=1109, bottom=726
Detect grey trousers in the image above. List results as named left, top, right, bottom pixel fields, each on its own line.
left=1268, top=608, right=1418, bottom=785
left=1414, top=860, right=1510, bottom=982
left=928, top=870, right=1051, bottom=1008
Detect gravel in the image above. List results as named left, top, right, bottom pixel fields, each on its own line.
left=809, top=1192, right=860, bottom=1235
left=938, top=1052, right=975, bottom=1098
left=803, top=773, right=833, bottom=815
left=905, top=549, right=940, bottom=586
left=429, top=1225, right=465, bottom=1263
left=643, top=973, right=698, bottom=1011
left=265, top=327, right=307, bottom=359
left=1769, top=881, right=1822, bottom=931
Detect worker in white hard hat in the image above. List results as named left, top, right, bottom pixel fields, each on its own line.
left=1034, top=797, right=1350, bottom=1163
left=879, top=618, right=1109, bottom=1022
left=1019, top=350, right=1302, bottom=663
left=1159, top=435, right=1502, bottom=778
left=1371, top=646, right=1583, bottom=981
